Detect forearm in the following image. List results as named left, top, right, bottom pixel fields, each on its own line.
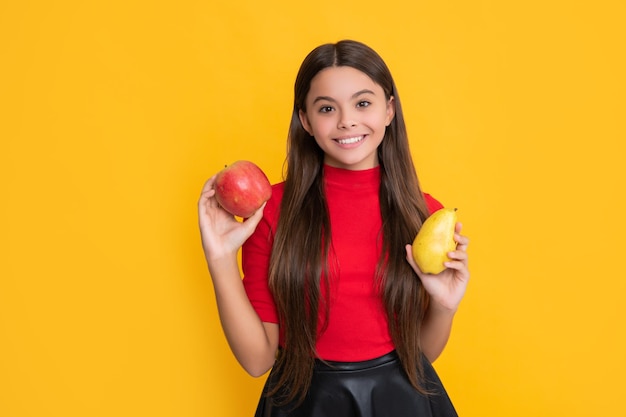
left=420, top=305, right=456, bottom=363
left=208, top=255, right=278, bottom=377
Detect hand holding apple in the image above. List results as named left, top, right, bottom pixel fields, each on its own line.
left=214, top=160, right=272, bottom=218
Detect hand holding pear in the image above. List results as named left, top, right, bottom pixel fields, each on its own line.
left=407, top=208, right=470, bottom=315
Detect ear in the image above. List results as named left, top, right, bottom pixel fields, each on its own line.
left=299, top=109, right=313, bottom=135
left=385, top=96, right=396, bottom=126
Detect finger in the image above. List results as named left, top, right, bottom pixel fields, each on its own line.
left=200, top=175, right=218, bottom=195
left=455, top=233, right=470, bottom=250
left=443, top=260, right=470, bottom=279
left=405, top=244, right=414, bottom=264
left=455, top=232, right=469, bottom=244
left=199, top=188, right=217, bottom=204
left=404, top=244, right=417, bottom=269
left=199, top=175, right=219, bottom=208
left=241, top=202, right=267, bottom=233
left=447, top=250, right=468, bottom=263
left=405, top=244, right=423, bottom=275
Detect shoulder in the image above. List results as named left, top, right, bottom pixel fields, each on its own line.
left=423, top=193, right=444, bottom=215
left=270, top=181, right=286, bottom=199
left=268, top=181, right=285, bottom=210
left=261, top=181, right=285, bottom=227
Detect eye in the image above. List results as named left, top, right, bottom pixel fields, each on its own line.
left=319, top=105, right=334, bottom=113
left=357, top=101, right=371, bottom=108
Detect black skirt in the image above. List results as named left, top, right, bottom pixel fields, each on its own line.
left=254, top=351, right=458, bottom=417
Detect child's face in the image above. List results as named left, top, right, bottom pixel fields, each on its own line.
left=299, top=66, right=395, bottom=171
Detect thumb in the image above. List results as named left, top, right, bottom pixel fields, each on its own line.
left=242, top=202, right=267, bottom=233
left=405, top=244, right=425, bottom=277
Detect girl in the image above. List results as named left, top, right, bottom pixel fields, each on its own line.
left=199, top=40, right=470, bottom=417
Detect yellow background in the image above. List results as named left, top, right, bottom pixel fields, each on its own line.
left=2, top=1, right=625, bottom=416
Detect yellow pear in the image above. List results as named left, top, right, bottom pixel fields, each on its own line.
left=412, top=208, right=458, bottom=274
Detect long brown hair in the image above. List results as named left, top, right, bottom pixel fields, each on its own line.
left=268, top=40, right=432, bottom=405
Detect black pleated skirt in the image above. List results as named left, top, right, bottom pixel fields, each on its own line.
left=254, top=351, right=458, bottom=417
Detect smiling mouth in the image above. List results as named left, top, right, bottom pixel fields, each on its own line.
left=335, top=135, right=365, bottom=145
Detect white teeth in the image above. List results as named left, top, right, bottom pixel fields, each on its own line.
left=337, top=136, right=364, bottom=145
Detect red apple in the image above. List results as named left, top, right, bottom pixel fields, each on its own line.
left=214, top=160, right=272, bottom=218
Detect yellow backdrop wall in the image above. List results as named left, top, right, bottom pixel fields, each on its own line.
left=2, top=1, right=625, bottom=416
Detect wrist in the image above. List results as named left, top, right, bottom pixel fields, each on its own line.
left=206, top=252, right=240, bottom=277
left=427, top=300, right=458, bottom=317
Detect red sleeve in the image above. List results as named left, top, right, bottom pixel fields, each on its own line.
left=424, top=193, right=444, bottom=214
left=241, top=184, right=283, bottom=324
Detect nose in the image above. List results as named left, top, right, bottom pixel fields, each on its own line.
left=337, top=109, right=357, bottom=129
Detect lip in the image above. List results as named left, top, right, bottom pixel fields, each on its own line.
left=333, top=134, right=367, bottom=147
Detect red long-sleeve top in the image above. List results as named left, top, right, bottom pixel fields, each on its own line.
left=242, top=165, right=443, bottom=361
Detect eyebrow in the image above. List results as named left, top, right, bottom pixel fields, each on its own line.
left=312, top=89, right=376, bottom=104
